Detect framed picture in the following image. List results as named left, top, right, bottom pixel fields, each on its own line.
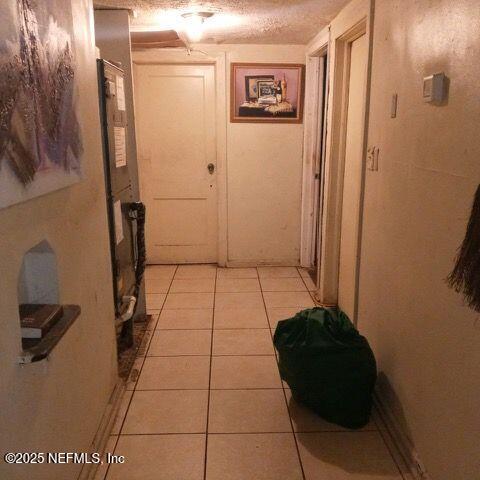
left=231, top=63, right=305, bottom=123
left=257, top=80, right=277, bottom=104
left=244, top=75, right=274, bottom=101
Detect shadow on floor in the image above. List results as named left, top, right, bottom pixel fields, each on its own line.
left=289, top=396, right=401, bottom=477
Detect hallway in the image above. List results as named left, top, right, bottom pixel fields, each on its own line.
left=1, top=0, right=480, bottom=478
left=100, top=265, right=404, bottom=480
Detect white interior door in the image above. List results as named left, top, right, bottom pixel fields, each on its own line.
left=337, top=34, right=367, bottom=320
left=134, top=64, right=217, bottom=264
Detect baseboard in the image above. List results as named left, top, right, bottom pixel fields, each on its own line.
left=225, top=260, right=301, bottom=268
left=373, top=392, right=431, bottom=480
left=77, top=379, right=125, bottom=480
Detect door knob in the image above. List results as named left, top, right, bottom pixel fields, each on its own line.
left=207, top=163, right=215, bottom=174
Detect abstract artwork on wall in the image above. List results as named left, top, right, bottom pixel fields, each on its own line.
left=0, top=0, right=83, bottom=209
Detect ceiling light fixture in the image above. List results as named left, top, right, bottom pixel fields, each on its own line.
left=181, top=12, right=213, bottom=42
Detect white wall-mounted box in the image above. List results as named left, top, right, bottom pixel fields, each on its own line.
left=423, top=72, right=447, bottom=103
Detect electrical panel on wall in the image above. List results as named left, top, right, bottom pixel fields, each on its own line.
left=97, top=60, right=137, bottom=320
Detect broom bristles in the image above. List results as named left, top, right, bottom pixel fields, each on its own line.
left=447, top=184, right=480, bottom=312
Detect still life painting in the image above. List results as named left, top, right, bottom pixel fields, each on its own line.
left=231, top=63, right=305, bottom=123
left=0, top=0, right=83, bottom=209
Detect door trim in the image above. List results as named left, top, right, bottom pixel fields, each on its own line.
left=312, top=0, right=374, bottom=324
left=300, top=21, right=332, bottom=309
left=132, top=49, right=228, bottom=266
left=300, top=41, right=329, bottom=271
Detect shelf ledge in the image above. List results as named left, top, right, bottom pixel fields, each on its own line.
left=18, top=305, right=81, bottom=364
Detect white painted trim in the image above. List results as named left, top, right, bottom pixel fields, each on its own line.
left=316, top=0, right=373, bottom=323
left=300, top=28, right=329, bottom=270
left=309, top=57, right=325, bottom=267
left=78, top=380, right=125, bottom=480
left=353, top=0, right=376, bottom=321
left=315, top=49, right=331, bottom=292
left=226, top=259, right=299, bottom=268
left=213, top=53, right=228, bottom=267
left=131, top=48, right=228, bottom=266
left=307, top=24, right=330, bottom=54
left=300, top=56, right=321, bottom=267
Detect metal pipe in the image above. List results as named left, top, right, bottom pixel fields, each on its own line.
left=115, top=295, right=137, bottom=327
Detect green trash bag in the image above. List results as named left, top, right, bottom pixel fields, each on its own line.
left=273, top=307, right=376, bottom=429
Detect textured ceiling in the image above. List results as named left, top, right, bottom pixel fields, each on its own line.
left=93, top=0, right=349, bottom=44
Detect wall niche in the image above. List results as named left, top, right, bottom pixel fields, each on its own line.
left=18, top=240, right=59, bottom=306
left=17, top=240, right=80, bottom=363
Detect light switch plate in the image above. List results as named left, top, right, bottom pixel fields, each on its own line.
left=423, top=72, right=446, bottom=103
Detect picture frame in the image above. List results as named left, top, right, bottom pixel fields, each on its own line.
left=244, top=75, right=274, bottom=101
left=231, top=63, right=305, bottom=123
left=256, top=80, right=277, bottom=104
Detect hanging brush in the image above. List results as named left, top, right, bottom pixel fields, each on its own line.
left=447, top=184, right=480, bottom=312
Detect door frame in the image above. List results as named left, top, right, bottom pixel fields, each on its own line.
left=304, top=0, right=374, bottom=324
left=299, top=31, right=329, bottom=273
left=132, top=49, right=228, bottom=266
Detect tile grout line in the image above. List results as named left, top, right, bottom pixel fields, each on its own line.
left=154, top=327, right=270, bottom=331
left=203, top=266, right=217, bottom=480
left=151, top=310, right=162, bottom=330
left=296, top=267, right=318, bottom=307
left=115, top=429, right=372, bottom=436
left=296, top=266, right=318, bottom=304
left=257, top=267, right=307, bottom=480
left=145, top=353, right=276, bottom=357
left=141, top=265, right=179, bottom=373
left=116, top=431, right=293, bottom=436
left=105, top=265, right=179, bottom=480
left=373, top=414, right=409, bottom=479
left=134, top=387, right=286, bottom=391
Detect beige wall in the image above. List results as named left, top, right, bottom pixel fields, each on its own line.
left=132, top=44, right=305, bottom=266
left=224, top=45, right=305, bottom=265
left=0, top=1, right=118, bottom=479
left=357, top=0, right=480, bottom=478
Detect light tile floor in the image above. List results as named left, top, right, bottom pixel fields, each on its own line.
left=100, top=265, right=406, bottom=480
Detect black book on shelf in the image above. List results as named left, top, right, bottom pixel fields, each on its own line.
left=19, top=304, right=64, bottom=339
